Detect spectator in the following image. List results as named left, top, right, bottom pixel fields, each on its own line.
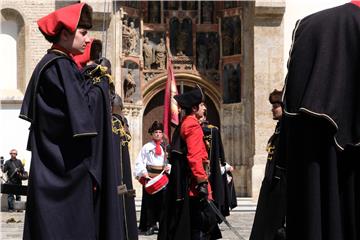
left=3, top=149, right=25, bottom=211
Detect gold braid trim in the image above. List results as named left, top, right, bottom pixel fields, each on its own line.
left=89, top=65, right=114, bottom=85
left=112, top=117, right=132, bottom=146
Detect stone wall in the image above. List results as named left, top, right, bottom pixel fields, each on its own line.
left=252, top=0, right=285, bottom=201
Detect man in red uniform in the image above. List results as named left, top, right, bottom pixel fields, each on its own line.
left=158, top=85, right=220, bottom=240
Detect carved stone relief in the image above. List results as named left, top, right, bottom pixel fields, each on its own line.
left=154, top=38, right=167, bottom=70
left=143, top=32, right=167, bottom=71
left=223, top=63, right=241, bottom=103
left=142, top=37, right=153, bottom=70
left=122, top=17, right=140, bottom=56
left=123, top=61, right=140, bottom=103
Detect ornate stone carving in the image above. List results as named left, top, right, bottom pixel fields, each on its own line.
left=154, top=38, right=167, bottom=70
left=173, top=55, right=193, bottom=70
left=142, top=37, right=153, bottom=70
left=175, top=30, right=188, bottom=56
left=122, top=20, right=138, bottom=55
left=144, top=71, right=162, bottom=82
left=123, top=70, right=136, bottom=103
left=131, top=108, right=140, bottom=117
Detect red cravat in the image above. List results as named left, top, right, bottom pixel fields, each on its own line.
left=155, top=140, right=162, bottom=156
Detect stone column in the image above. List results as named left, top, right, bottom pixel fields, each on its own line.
left=123, top=104, right=144, bottom=196
left=252, top=0, right=285, bottom=201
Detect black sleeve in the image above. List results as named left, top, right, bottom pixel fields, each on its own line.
left=47, top=58, right=98, bottom=138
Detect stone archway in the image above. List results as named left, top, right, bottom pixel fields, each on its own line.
left=142, top=73, right=221, bottom=145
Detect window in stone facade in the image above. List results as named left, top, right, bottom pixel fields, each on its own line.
left=223, top=63, right=241, bottom=104
left=148, top=1, right=161, bottom=24
left=0, top=20, right=17, bottom=90
left=221, top=16, right=242, bottom=56
left=170, top=17, right=193, bottom=57
left=0, top=8, right=25, bottom=99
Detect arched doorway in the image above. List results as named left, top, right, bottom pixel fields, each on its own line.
left=142, top=85, right=220, bottom=145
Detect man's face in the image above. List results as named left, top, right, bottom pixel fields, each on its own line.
left=152, top=130, right=163, bottom=141
left=194, top=102, right=207, bottom=119
left=10, top=151, right=17, bottom=160
left=272, top=103, right=283, bottom=120
left=64, top=28, right=91, bottom=55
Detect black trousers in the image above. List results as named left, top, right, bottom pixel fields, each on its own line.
left=139, top=187, right=165, bottom=231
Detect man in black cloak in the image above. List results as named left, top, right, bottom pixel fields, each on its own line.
left=201, top=116, right=237, bottom=218
left=282, top=1, right=360, bottom=239
left=112, top=94, right=138, bottom=240
left=20, top=3, right=122, bottom=239
left=250, top=89, right=286, bottom=240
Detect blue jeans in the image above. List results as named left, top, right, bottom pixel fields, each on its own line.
left=8, top=194, right=20, bottom=210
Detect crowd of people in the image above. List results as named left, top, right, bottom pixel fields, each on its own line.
left=4, top=1, right=360, bottom=240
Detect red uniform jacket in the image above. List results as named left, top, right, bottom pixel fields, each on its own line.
left=180, top=115, right=213, bottom=200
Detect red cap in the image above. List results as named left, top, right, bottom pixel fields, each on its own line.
left=37, top=3, right=92, bottom=38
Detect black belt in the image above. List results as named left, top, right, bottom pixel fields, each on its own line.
left=146, top=166, right=164, bottom=174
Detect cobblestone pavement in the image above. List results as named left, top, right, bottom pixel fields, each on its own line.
left=1, top=210, right=255, bottom=240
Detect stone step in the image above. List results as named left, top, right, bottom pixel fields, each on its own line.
left=134, top=197, right=256, bottom=212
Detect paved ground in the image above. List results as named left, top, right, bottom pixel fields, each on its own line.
left=1, top=199, right=256, bottom=240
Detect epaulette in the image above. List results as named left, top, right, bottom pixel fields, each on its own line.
left=89, top=65, right=114, bottom=85
left=112, top=116, right=131, bottom=145
left=207, top=124, right=218, bottom=130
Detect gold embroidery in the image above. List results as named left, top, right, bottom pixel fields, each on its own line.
left=89, top=65, right=114, bottom=85
left=112, top=117, right=131, bottom=146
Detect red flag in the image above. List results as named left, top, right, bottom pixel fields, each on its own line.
left=163, top=57, right=179, bottom=141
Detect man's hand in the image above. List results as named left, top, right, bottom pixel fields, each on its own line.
left=164, top=164, right=172, bottom=174
left=196, top=182, right=208, bottom=201
left=138, top=175, right=151, bottom=185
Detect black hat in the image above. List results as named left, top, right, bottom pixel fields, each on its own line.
left=77, top=3, right=93, bottom=29
left=90, top=39, right=103, bottom=61
left=148, top=121, right=164, bottom=134
left=269, top=89, right=283, bottom=104
left=174, top=85, right=205, bottom=109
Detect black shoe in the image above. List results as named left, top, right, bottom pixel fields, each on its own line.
left=145, top=226, right=156, bottom=236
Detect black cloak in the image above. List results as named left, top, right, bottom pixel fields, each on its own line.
left=20, top=51, right=122, bottom=240
left=112, top=113, right=138, bottom=240
left=250, top=122, right=286, bottom=240
left=283, top=3, right=360, bottom=240
left=202, top=124, right=237, bottom=217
